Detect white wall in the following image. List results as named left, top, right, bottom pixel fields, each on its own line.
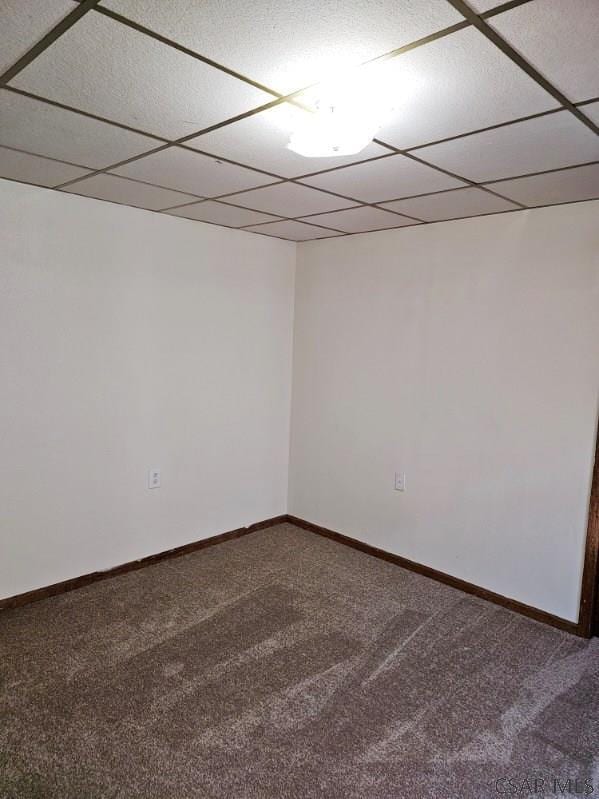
left=289, top=201, right=599, bottom=622
left=1, top=179, right=295, bottom=600
left=3, top=180, right=597, bottom=623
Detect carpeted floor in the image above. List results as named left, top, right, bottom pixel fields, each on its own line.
left=1, top=522, right=598, bottom=799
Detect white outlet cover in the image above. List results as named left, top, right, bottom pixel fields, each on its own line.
left=148, top=469, right=161, bottom=489
left=394, top=472, right=406, bottom=491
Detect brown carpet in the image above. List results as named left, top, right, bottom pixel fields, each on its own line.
left=1, top=522, right=598, bottom=798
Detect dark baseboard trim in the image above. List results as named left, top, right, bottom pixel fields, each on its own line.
left=0, top=515, right=287, bottom=612
left=286, top=514, right=583, bottom=637
left=1, top=512, right=588, bottom=638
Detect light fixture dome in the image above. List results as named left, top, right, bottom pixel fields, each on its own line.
left=287, top=64, right=397, bottom=158
left=287, top=103, right=382, bottom=158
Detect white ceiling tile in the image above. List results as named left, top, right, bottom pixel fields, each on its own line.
left=0, top=146, right=90, bottom=187
left=416, top=111, right=599, bottom=182
left=10, top=11, right=271, bottom=140
left=186, top=104, right=388, bottom=178
left=489, top=0, right=599, bottom=103
left=301, top=154, right=466, bottom=203
left=486, top=164, right=599, bottom=207
left=468, top=0, right=504, bottom=11
left=111, top=147, right=274, bottom=198
left=59, top=173, right=198, bottom=210
left=0, top=89, right=157, bottom=168
left=380, top=187, right=520, bottom=220
left=0, top=0, right=74, bottom=74
left=165, top=200, right=279, bottom=227
left=223, top=183, right=352, bottom=217
left=580, top=101, right=599, bottom=127
left=300, top=206, right=417, bottom=233
left=376, top=26, right=558, bottom=149
left=102, top=0, right=461, bottom=95
left=244, top=220, right=344, bottom=241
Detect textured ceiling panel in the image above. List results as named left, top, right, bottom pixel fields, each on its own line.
left=301, top=154, right=466, bottom=203
left=60, top=173, right=198, bottom=210
left=375, top=26, right=557, bottom=150
left=0, top=90, right=157, bottom=169
left=468, top=0, right=505, bottom=11
left=243, top=220, right=344, bottom=240
left=582, top=102, right=599, bottom=126
left=102, top=0, right=462, bottom=95
left=300, top=206, right=417, bottom=232
left=1, top=0, right=596, bottom=240
left=380, top=186, right=519, bottom=221
left=416, top=112, right=599, bottom=183
left=186, top=104, right=388, bottom=178
left=0, top=145, right=90, bottom=187
left=111, top=147, right=274, bottom=199
left=0, top=0, right=74, bottom=74
left=10, top=11, right=271, bottom=140
left=489, top=0, right=599, bottom=103
left=164, top=200, right=279, bottom=227
left=486, top=164, right=599, bottom=207
left=223, top=183, right=352, bottom=217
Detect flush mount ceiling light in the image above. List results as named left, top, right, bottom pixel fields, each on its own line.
left=287, top=63, right=400, bottom=158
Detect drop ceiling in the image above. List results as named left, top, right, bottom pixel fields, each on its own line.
left=1, top=0, right=597, bottom=241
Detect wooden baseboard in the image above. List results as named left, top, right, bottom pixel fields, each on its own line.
left=0, top=515, right=287, bottom=612
left=1, top=512, right=587, bottom=637
left=285, top=515, right=583, bottom=637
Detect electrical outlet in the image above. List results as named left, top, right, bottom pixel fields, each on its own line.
left=148, top=468, right=161, bottom=489
left=394, top=471, right=406, bottom=492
